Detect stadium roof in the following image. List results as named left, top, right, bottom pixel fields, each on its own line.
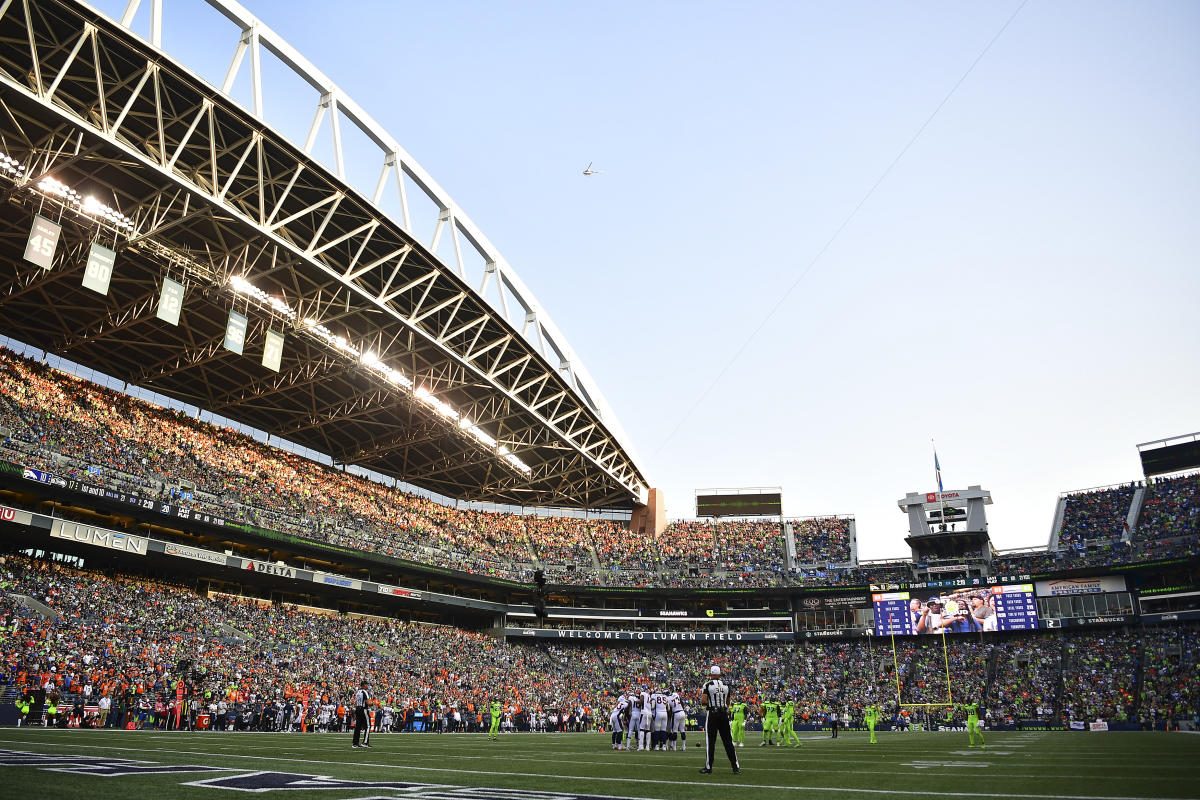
left=0, top=0, right=648, bottom=508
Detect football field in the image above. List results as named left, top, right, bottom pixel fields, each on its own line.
left=0, top=727, right=1197, bottom=800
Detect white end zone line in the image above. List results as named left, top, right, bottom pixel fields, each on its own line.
left=0, top=736, right=1194, bottom=800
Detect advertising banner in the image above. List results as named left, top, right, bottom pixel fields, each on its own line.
left=377, top=585, right=423, bottom=600
left=242, top=560, right=297, bottom=579
left=797, top=593, right=872, bottom=610
left=1035, top=576, right=1126, bottom=596
left=0, top=505, right=33, bottom=526
left=313, top=572, right=361, bottom=591
left=798, top=628, right=871, bottom=639
left=49, top=519, right=148, bottom=555
left=505, top=628, right=794, bottom=642
left=1041, top=614, right=1135, bottom=629
left=163, top=542, right=229, bottom=566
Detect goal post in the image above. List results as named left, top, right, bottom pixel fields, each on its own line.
left=891, top=627, right=955, bottom=710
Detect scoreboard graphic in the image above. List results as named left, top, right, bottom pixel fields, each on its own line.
left=872, top=583, right=1039, bottom=636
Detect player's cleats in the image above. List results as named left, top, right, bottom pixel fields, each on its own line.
left=733, top=767, right=741, bottom=774
left=698, top=768, right=712, bottom=774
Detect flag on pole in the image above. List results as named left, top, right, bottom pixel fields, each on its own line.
left=932, top=440, right=949, bottom=531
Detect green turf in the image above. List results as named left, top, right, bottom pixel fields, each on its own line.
left=0, top=727, right=1197, bottom=800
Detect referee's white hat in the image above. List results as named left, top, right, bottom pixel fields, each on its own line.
left=710, top=665, right=721, bottom=676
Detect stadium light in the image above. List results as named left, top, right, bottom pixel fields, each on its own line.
left=31, top=177, right=135, bottom=230
left=0, top=153, right=25, bottom=175
left=237, top=273, right=527, bottom=476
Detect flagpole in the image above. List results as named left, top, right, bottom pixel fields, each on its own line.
left=932, top=438, right=948, bottom=531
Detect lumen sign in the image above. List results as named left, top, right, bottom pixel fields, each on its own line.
left=49, top=519, right=148, bottom=555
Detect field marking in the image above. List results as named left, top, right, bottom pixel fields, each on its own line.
left=176, top=748, right=1190, bottom=783
left=12, top=730, right=1191, bottom=760
left=8, top=731, right=1195, bottom=774
left=113, top=736, right=1198, bottom=771
left=0, top=735, right=1196, bottom=800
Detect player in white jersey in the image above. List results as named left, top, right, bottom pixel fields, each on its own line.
left=667, top=689, right=687, bottom=751
left=626, top=690, right=642, bottom=751
left=637, top=688, right=652, bottom=751
left=610, top=694, right=630, bottom=749
left=651, top=691, right=669, bottom=750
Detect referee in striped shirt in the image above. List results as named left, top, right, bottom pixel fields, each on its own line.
left=352, top=680, right=372, bottom=749
left=699, top=666, right=740, bottom=774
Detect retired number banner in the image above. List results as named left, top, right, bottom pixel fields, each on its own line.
left=24, top=215, right=61, bottom=269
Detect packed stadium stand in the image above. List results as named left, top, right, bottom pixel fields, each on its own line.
left=2, top=348, right=1195, bottom=591
left=1055, top=484, right=1138, bottom=550
left=3, top=554, right=1197, bottom=731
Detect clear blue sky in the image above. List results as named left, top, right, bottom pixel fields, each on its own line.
left=98, top=0, right=1199, bottom=559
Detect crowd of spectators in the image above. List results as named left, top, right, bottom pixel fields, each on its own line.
left=1060, top=631, right=1140, bottom=722
left=5, top=553, right=1199, bottom=731
left=986, top=638, right=1061, bottom=723
left=1139, top=626, right=1200, bottom=728
left=1, top=348, right=1195, bottom=593
left=791, top=517, right=851, bottom=564
left=1056, top=484, right=1137, bottom=549
left=1136, top=473, right=1200, bottom=556
left=0, top=350, right=802, bottom=589
left=656, top=521, right=718, bottom=571
left=0, top=553, right=614, bottom=726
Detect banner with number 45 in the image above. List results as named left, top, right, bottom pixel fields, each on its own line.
left=24, top=215, right=61, bottom=269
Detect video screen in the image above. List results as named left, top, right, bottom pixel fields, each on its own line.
left=695, top=492, right=782, bottom=518
left=872, top=584, right=1039, bottom=636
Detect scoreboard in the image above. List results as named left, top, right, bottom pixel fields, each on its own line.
left=990, top=583, right=1039, bottom=631
left=695, top=491, right=782, bottom=518
left=872, top=591, right=917, bottom=636
left=872, top=583, right=1039, bottom=635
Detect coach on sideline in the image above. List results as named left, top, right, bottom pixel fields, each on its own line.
left=699, top=665, right=740, bottom=775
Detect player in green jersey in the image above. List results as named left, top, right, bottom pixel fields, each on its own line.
left=780, top=699, right=801, bottom=747
left=959, top=702, right=985, bottom=748
left=730, top=700, right=747, bottom=747
left=759, top=699, right=780, bottom=746
left=488, top=700, right=503, bottom=740
left=864, top=704, right=878, bottom=744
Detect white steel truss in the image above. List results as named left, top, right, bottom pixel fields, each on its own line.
left=0, top=0, right=648, bottom=507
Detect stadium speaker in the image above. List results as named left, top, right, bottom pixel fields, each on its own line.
left=534, top=569, right=546, bottom=589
